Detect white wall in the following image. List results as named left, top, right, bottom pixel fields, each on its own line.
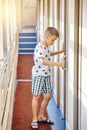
left=0, top=0, right=18, bottom=130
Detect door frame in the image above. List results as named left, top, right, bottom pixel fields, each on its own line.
left=59, top=0, right=67, bottom=119
left=73, top=0, right=79, bottom=130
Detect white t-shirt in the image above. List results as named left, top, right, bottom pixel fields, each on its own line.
left=32, top=42, right=51, bottom=76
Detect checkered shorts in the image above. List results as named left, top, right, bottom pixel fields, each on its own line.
left=32, top=76, right=53, bottom=96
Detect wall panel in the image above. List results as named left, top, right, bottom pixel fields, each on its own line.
left=52, top=0, right=60, bottom=105
left=78, top=0, right=87, bottom=130
left=58, top=0, right=66, bottom=118
left=66, top=0, right=75, bottom=129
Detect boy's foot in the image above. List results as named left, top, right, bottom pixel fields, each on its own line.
left=30, top=121, right=38, bottom=130
left=38, top=118, right=54, bottom=125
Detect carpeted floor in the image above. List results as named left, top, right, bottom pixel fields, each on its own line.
left=12, top=54, right=51, bottom=130
left=17, top=54, right=34, bottom=79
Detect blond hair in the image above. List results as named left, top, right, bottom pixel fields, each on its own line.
left=44, top=27, right=59, bottom=37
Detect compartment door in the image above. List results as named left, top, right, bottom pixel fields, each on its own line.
left=22, top=0, right=37, bottom=27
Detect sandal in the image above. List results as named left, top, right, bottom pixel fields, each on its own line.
left=30, top=121, right=38, bottom=130
left=38, top=118, right=54, bottom=125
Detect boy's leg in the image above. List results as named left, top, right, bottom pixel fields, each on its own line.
left=32, top=95, right=40, bottom=121
left=31, top=95, right=40, bottom=129
left=38, top=93, right=52, bottom=120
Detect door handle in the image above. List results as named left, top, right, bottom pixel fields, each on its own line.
left=62, top=54, right=67, bottom=71
left=62, top=67, right=67, bottom=71
left=63, top=54, right=67, bottom=58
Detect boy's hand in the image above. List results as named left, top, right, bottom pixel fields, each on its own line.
left=59, top=60, right=65, bottom=67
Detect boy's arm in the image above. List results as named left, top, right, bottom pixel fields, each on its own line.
left=50, top=42, right=65, bottom=56
left=50, top=50, right=64, bottom=56
left=40, top=57, right=65, bottom=67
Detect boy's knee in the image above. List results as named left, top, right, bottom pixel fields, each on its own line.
left=45, top=93, right=52, bottom=101
left=33, top=95, right=40, bottom=101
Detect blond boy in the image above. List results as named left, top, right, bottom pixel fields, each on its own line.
left=31, top=27, right=65, bottom=129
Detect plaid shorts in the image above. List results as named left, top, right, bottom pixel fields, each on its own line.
left=32, top=76, right=53, bottom=96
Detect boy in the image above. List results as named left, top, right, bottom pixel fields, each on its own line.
left=31, top=27, right=65, bottom=129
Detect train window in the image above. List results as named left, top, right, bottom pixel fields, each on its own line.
left=3, top=0, right=11, bottom=57
left=2, top=0, right=7, bottom=57
left=0, top=0, right=4, bottom=64
left=0, top=0, right=12, bottom=68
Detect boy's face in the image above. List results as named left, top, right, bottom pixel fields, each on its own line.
left=45, top=35, right=58, bottom=46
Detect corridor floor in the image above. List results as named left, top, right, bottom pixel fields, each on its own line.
left=12, top=54, right=51, bottom=130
